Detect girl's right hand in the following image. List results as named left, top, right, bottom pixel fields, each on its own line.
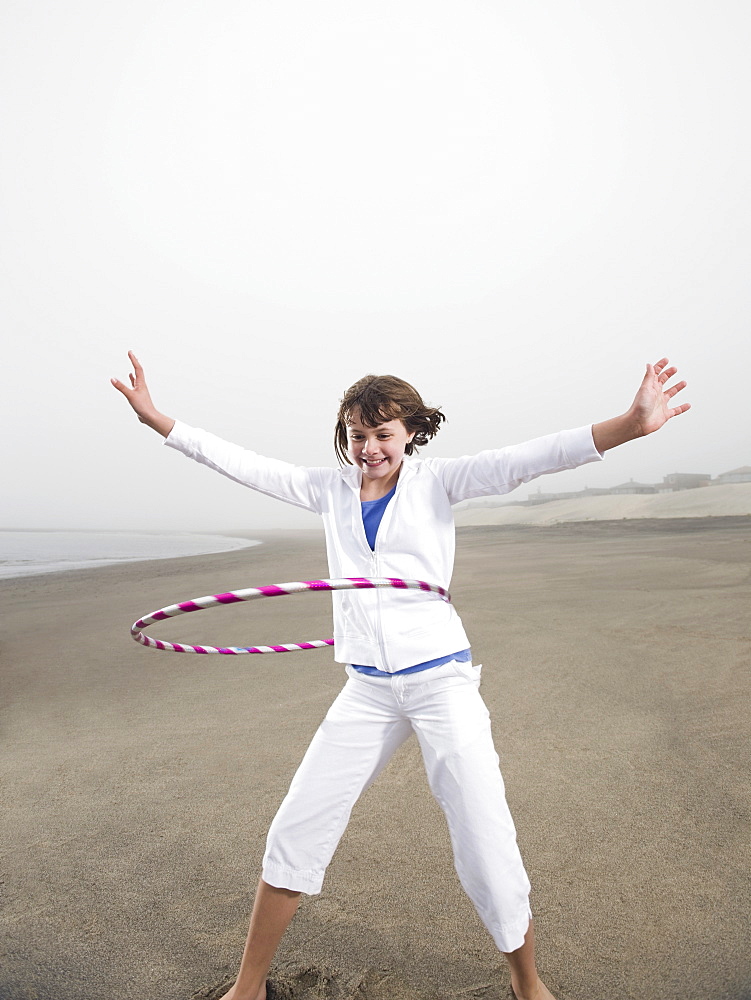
left=111, top=351, right=175, bottom=437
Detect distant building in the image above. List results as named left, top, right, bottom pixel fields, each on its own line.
left=660, top=472, right=711, bottom=492
left=610, top=480, right=658, bottom=495
left=714, top=466, right=751, bottom=484
left=525, top=487, right=611, bottom=506
left=459, top=496, right=515, bottom=509
left=577, top=487, right=613, bottom=498
left=526, top=491, right=572, bottom=506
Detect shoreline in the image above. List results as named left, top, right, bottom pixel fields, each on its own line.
left=0, top=529, right=263, bottom=582
left=1, top=516, right=748, bottom=585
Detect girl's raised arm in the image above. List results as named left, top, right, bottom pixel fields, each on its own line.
left=111, top=351, right=175, bottom=438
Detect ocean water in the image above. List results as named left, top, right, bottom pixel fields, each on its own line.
left=0, top=530, right=260, bottom=580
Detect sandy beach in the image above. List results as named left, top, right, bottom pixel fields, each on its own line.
left=455, top=483, right=751, bottom=527
left=2, top=520, right=750, bottom=1000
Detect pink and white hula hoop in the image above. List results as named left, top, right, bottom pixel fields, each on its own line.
left=131, top=577, right=451, bottom=655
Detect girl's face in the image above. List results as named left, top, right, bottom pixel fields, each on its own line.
left=346, top=410, right=414, bottom=489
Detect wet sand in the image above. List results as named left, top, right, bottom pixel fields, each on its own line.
left=1, top=520, right=750, bottom=1000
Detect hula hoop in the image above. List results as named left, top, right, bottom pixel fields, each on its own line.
left=131, top=577, right=451, bottom=655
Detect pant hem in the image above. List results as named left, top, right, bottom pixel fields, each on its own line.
left=491, top=906, right=533, bottom=954
left=262, top=859, right=324, bottom=896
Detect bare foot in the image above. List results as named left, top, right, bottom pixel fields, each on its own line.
left=510, top=976, right=557, bottom=1000
left=219, top=982, right=266, bottom=1000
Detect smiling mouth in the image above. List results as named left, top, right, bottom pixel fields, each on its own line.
left=362, top=458, right=387, bottom=467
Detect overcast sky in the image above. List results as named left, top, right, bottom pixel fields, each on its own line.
left=2, top=0, right=748, bottom=531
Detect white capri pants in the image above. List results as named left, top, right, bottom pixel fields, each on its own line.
left=262, top=659, right=532, bottom=953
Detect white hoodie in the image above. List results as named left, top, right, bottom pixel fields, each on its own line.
left=165, top=421, right=602, bottom=672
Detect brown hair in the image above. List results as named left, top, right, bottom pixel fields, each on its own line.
left=334, top=374, right=446, bottom=465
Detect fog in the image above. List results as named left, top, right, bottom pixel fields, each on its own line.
left=2, top=1, right=748, bottom=531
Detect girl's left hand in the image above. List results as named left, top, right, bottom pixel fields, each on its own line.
left=592, top=358, right=690, bottom=453
left=629, top=358, right=691, bottom=437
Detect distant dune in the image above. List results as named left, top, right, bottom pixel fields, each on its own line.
left=455, top=482, right=751, bottom=526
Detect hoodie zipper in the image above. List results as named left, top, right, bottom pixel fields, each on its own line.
left=350, top=460, right=413, bottom=672
left=370, top=467, right=410, bottom=671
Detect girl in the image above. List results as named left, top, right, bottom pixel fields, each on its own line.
left=112, top=354, right=689, bottom=1000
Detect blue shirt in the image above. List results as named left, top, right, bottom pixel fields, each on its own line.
left=360, top=485, right=396, bottom=551
left=353, top=484, right=470, bottom=676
